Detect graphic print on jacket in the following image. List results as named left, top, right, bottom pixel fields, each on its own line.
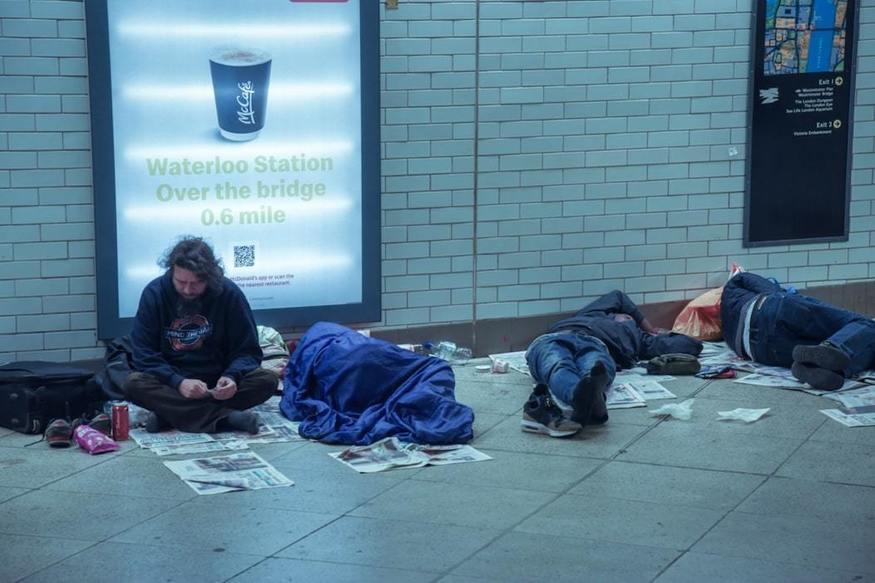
left=165, top=315, right=212, bottom=351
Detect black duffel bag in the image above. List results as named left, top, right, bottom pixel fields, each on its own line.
left=0, top=361, right=104, bottom=434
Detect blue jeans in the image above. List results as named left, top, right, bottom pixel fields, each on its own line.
left=525, top=331, right=617, bottom=407
left=749, top=293, right=875, bottom=375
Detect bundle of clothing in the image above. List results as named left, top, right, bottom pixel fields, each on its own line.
left=280, top=322, right=474, bottom=445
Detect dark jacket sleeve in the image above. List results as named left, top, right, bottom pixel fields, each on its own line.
left=578, top=290, right=645, bottom=325
left=130, top=286, right=185, bottom=389
left=220, top=286, right=263, bottom=382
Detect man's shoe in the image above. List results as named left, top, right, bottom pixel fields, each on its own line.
left=571, top=361, right=610, bottom=425
left=792, top=343, right=850, bottom=372
left=45, top=419, right=73, bottom=448
left=226, top=411, right=260, bottom=435
left=144, top=412, right=170, bottom=433
left=791, top=361, right=845, bottom=391
left=521, top=389, right=581, bottom=438
left=87, top=413, right=112, bottom=436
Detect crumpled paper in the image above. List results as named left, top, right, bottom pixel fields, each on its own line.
left=717, top=407, right=770, bottom=423
left=649, top=399, right=694, bottom=420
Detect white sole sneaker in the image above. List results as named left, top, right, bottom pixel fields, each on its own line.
left=520, top=418, right=580, bottom=438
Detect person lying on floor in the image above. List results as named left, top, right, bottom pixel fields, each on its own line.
left=721, top=271, right=875, bottom=391
left=523, top=290, right=703, bottom=438
left=124, top=236, right=277, bottom=434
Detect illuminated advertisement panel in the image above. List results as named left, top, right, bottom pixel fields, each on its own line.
left=86, top=0, right=379, bottom=338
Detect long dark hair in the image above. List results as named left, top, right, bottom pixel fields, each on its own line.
left=160, top=236, right=224, bottom=293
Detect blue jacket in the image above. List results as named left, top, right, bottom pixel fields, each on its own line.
left=280, top=322, right=474, bottom=445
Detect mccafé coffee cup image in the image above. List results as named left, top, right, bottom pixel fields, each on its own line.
left=209, top=46, right=272, bottom=141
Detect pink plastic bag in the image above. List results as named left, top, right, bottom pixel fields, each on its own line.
left=672, top=286, right=724, bottom=341
left=74, top=425, right=120, bottom=455
left=671, top=264, right=745, bottom=341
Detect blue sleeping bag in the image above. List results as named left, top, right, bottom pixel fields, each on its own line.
left=280, top=322, right=474, bottom=445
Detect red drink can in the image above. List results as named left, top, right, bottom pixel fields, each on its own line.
left=111, top=402, right=129, bottom=441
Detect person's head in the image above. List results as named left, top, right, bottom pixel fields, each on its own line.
left=160, top=237, right=224, bottom=301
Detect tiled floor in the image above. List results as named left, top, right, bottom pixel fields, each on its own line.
left=2, top=362, right=874, bottom=582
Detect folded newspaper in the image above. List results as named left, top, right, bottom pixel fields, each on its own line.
left=163, top=451, right=294, bottom=495
left=330, top=436, right=492, bottom=474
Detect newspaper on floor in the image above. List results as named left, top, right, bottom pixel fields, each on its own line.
left=605, top=379, right=677, bottom=409
left=487, top=351, right=530, bottom=375
left=329, top=436, right=492, bottom=474
left=606, top=383, right=647, bottom=409
left=163, top=451, right=294, bottom=495
left=821, top=384, right=875, bottom=409
left=130, top=428, right=214, bottom=449
left=625, top=380, right=677, bottom=401
left=132, top=397, right=305, bottom=456
left=820, top=408, right=875, bottom=428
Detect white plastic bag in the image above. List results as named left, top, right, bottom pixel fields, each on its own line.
left=649, top=399, right=694, bottom=420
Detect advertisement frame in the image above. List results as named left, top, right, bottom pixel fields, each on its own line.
left=85, top=0, right=381, bottom=339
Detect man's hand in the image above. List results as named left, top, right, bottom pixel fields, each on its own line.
left=179, top=378, right=210, bottom=399
left=210, top=376, right=238, bottom=400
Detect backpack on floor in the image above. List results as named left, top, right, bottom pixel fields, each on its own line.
left=0, top=361, right=104, bottom=434
left=645, top=353, right=701, bottom=376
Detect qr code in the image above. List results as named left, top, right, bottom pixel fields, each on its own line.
left=233, top=245, right=255, bottom=268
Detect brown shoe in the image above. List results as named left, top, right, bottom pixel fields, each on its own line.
left=45, top=419, right=73, bottom=448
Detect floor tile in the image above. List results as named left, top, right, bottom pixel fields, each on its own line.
left=410, top=448, right=602, bottom=493
left=808, top=419, right=875, bottom=446
left=696, top=379, right=830, bottom=406
left=42, top=455, right=197, bottom=500
left=452, top=531, right=679, bottom=583
left=471, top=412, right=506, bottom=438
left=777, top=440, right=875, bottom=486
left=454, top=379, right=528, bottom=416
left=19, top=541, right=261, bottom=583
left=737, top=476, right=875, bottom=523
left=655, top=551, right=872, bottom=583
left=111, top=500, right=336, bottom=555
left=350, top=480, right=555, bottom=530
left=568, top=461, right=765, bottom=512
left=0, top=489, right=179, bottom=540
left=0, top=534, right=92, bottom=583
left=676, top=396, right=826, bottom=439
left=0, top=446, right=110, bottom=488
left=515, top=493, right=723, bottom=550
left=0, top=485, right=29, bottom=504
left=693, top=511, right=875, bottom=574
left=277, top=515, right=498, bottom=572
left=228, top=557, right=436, bottom=583
left=473, top=415, right=647, bottom=459
left=619, top=423, right=802, bottom=474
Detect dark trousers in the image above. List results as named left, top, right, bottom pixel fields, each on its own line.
left=124, top=368, right=278, bottom=433
left=748, top=293, right=875, bottom=376
left=525, top=331, right=617, bottom=411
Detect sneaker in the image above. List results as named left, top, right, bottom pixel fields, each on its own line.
left=521, top=386, right=582, bottom=438
left=45, top=419, right=73, bottom=448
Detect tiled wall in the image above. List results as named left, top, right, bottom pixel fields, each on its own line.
left=1, top=0, right=874, bottom=360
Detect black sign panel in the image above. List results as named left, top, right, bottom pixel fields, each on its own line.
left=746, top=0, right=859, bottom=246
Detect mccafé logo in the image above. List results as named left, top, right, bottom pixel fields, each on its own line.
left=236, top=81, right=256, bottom=125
